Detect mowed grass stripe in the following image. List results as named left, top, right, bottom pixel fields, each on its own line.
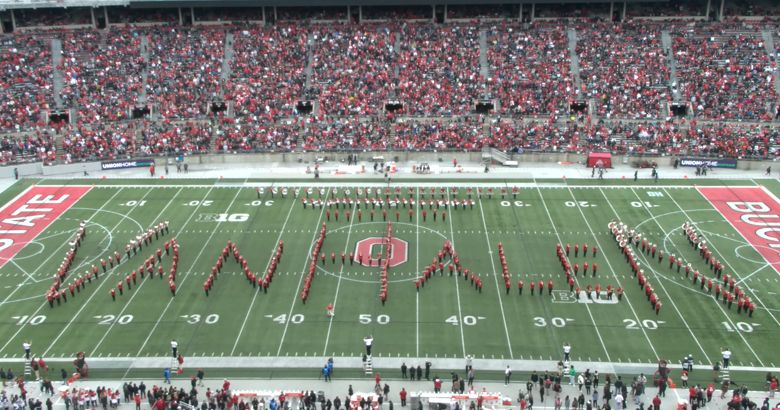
left=230, top=196, right=335, bottom=357
left=602, top=187, right=711, bottom=363
left=131, top=186, right=244, bottom=358
left=0, top=183, right=777, bottom=365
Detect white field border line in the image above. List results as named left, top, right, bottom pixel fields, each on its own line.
left=89, top=188, right=185, bottom=356
left=533, top=183, right=612, bottom=362
left=37, top=183, right=711, bottom=190
left=612, top=188, right=711, bottom=363
left=476, top=195, right=514, bottom=359
left=444, top=189, right=468, bottom=358
left=690, top=187, right=780, bottom=328
left=132, top=184, right=243, bottom=358
left=231, top=194, right=299, bottom=356
left=321, top=200, right=359, bottom=356
left=0, top=187, right=126, bottom=354
left=565, top=186, right=661, bottom=360
left=275, top=188, right=331, bottom=356
left=0, top=185, right=34, bottom=214
left=668, top=188, right=767, bottom=365
left=41, top=187, right=159, bottom=357
left=415, top=187, right=420, bottom=357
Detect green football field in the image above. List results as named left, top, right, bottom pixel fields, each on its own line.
left=0, top=178, right=779, bottom=372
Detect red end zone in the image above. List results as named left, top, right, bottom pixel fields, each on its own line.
left=0, top=185, right=91, bottom=268
left=698, top=186, right=780, bottom=274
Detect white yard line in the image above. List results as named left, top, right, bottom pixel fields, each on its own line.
left=609, top=188, right=710, bottom=362
left=415, top=187, right=420, bottom=357
left=565, top=186, right=660, bottom=360
left=321, top=200, right=359, bottom=356
left=132, top=184, right=242, bottom=357
left=534, top=183, right=612, bottom=361
left=10, top=260, right=41, bottom=283
left=88, top=188, right=185, bottom=356
left=275, top=189, right=331, bottom=356
left=0, top=187, right=128, bottom=354
left=444, top=189, right=467, bottom=358
left=231, top=194, right=299, bottom=356
left=476, top=195, right=514, bottom=359
left=736, top=263, right=771, bottom=285
left=41, top=187, right=158, bottom=357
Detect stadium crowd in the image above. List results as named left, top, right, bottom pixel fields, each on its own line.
left=0, top=8, right=779, bottom=163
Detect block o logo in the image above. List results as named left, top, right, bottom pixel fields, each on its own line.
left=354, top=237, right=408, bottom=267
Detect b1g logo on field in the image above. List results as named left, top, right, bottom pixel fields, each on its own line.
left=354, top=237, right=408, bottom=267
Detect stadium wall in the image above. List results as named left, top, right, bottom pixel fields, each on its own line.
left=0, top=152, right=773, bottom=178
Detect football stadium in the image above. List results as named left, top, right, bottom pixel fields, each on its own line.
left=0, top=0, right=780, bottom=409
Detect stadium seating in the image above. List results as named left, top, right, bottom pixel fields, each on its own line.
left=575, top=22, right=670, bottom=118
left=310, top=24, right=395, bottom=116
left=397, top=23, right=483, bottom=115
left=0, top=34, right=52, bottom=130
left=147, top=27, right=226, bottom=119
left=0, top=18, right=778, bottom=161
left=229, top=25, right=307, bottom=118
left=673, top=24, right=776, bottom=120
left=486, top=23, right=573, bottom=116
left=59, top=28, right=145, bottom=123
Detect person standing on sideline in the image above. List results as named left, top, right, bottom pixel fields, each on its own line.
left=22, top=341, right=31, bottom=360
left=425, top=361, right=432, bottom=380
left=721, top=348, right=731, bottom=368
left=614, top=391, right=624, bottom=410
left=163, top=368, right=171, bottom=384
left=399, top=388, right=407, bottom=407
left=467, top=368, right=475, bottom=388
left=504, top=366, right=512, bottom=385
left=364, top=335, right=374, bottom=357
left=652, top=394, right=661, bottom=410
left=634, top=170, right=638, bottom=181
left=563, top=343, right=571, bottom=362
left=401, top=363, right=407, bottom=379
left=170, top=340, right=178, bottom=358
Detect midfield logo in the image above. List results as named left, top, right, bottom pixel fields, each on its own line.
left=354, top=237, right=408, bottom=267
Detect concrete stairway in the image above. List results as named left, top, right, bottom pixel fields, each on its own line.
left=761, top=30, right=780, bottom=103
left=219, top=32, right=235, bottom=99
left=51, top=38, right=64, bottom=109
left=566, top=28, right=582, bottom=91
left=139, top=35, right=150, bottom=105
left=661, top=30, right=682, bottom=103
left=479, top=29, right=489, bottom=79
left=303, top=33, right=316, bottom=98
